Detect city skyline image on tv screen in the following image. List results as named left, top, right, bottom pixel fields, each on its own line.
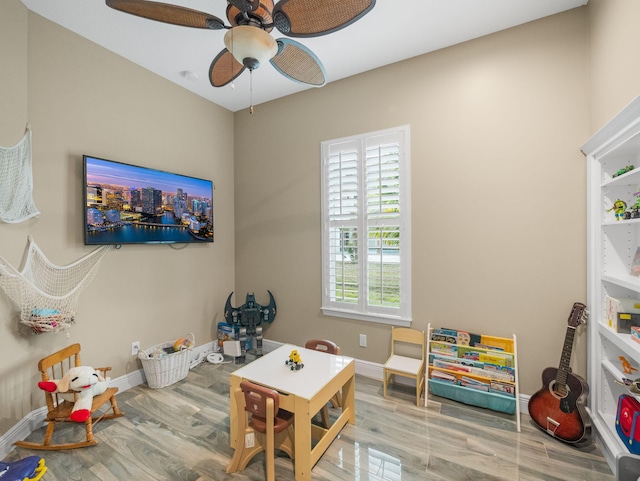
left=84, top=155, right=214, bottom=245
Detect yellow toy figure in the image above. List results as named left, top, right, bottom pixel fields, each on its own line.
left=607, top=199, right=627, bottom=221
left=285, top=349, right=304, bottom=370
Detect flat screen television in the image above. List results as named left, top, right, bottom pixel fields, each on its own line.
left=83, top=155, right=214, bottom=245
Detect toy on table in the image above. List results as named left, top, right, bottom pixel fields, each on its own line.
left=619, top=356, right=638, bottom=375
left=0, top=455, right=47, bottom=481
left=613, top=165, right=635, bottom=178
left=607, top=199, right=627, bottom=221
left=285, top=349, right=304, bottom=371
left=37, top=365, right=109, bottom=422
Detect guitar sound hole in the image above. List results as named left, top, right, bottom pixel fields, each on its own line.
left=549, top=380, right=568, bottom=399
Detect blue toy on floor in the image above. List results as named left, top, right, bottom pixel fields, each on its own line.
left=0, top=456, right=47, bottom=481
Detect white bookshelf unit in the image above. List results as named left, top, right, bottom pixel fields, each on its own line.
left=582, top=95, right=640, bottom=476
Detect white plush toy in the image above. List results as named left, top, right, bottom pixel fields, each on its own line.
left=38, top=366, right=110, bottom=423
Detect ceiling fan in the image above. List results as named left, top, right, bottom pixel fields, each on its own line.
left=106, top=0, right=376, bottom=99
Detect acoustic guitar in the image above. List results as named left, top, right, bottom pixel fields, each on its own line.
left=528, top=302, right=589, bottom=443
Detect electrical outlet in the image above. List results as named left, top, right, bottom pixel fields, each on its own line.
left=359, top=334, right=367, bottom=347
left=131, top=341, right=140, bottom=356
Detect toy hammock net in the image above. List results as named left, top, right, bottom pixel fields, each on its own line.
left=0, top=237, right=110, bottom=333
left=0, top=125, right=40, bottom=223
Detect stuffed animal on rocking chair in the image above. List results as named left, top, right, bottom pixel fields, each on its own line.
left=37, top=366, right=109, bottom=422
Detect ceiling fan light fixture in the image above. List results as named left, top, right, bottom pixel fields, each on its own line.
left=224, top=26, right=277, bottom=70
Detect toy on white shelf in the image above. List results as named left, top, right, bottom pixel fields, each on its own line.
left=619, top=356, right=638, bottom=375
left=607, top=199, right=627, bottom=221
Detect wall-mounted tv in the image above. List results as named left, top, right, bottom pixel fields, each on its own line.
left=83, top=155, right=214, bottom=245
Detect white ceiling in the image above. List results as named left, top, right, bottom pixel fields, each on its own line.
left=21, top=0, right=587, bottom=112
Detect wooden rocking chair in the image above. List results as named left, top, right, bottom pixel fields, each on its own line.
left=14, top=343, right=124, bottom=450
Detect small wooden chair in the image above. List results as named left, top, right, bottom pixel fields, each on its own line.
left=14, top=343, right=123, bottom=450
left=227, top=380, right=295, bottom=481
left=383, top=327, right=426, bottom=406
left=304, top=339, right=342, bottom=427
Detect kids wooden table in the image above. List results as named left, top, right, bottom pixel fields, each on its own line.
left=228, top=343, right=356, bottom=481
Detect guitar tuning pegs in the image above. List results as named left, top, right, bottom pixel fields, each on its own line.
left=581, top=310, right=589, bottom=323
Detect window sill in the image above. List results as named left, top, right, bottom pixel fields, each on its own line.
left=321, top=307, right=412, bottom=327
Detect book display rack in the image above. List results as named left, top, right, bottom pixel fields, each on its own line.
left=425, top=323, right=521, bottom=432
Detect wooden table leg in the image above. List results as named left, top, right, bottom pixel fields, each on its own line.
left=294, top=395, right=312, bottom=481
left=342, top=372, right=356, bottom=424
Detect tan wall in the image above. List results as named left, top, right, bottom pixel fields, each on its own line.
left=0, top=3, right=235, bottom=434
left=588, top=0, right=640, bottom=130
left=233, top=8, right=590, bottom=395
left=6, top=0, right=640, bottom=436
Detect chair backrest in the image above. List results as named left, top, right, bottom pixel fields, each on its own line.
left=240, top=380, right=280, bottom=421
left=304, top=339, right=340, bottom=355
left=390, top=327, right=425, bottom=361
left=38, top=343, right=82, bottom=411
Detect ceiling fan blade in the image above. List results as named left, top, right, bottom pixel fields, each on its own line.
left=106, top=0, right=225, bottom=30
left=209, top=49, right=246, bottom=87
left=226, top=0, right=274, bottom=29
left=270, top=39, right=326, bottom=86
left=272, top=0, right=375, bottom=37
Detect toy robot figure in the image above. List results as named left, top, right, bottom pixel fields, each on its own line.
left=285, top=349, right=304, bottom=370
left=607, top=199, right=627, bottom=221
left=224, top=291, right=276, bottom=357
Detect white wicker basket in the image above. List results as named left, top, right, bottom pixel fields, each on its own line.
left=138, top=333, right=194, bottom=389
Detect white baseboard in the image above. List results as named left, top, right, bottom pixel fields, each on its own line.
left=1, top=339, right=528, bottom=459
left=0, top=341, right=217, bottom=459
left=0, top=407, right=47, bottom=459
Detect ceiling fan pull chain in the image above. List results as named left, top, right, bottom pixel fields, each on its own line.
left=249, top=69, right=254, bottom=115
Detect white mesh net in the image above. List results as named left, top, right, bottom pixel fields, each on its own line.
left=0, top=237, right=111, bottom=333
left=0, top=125, right=40, bottom=223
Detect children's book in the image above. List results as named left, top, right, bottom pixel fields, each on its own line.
left=430, top=342, right=457, bottom=356
left=490, top=380, right=516, bottom=397
left=431, top=328, right=457, bottom=344
left=479, top=352, right=514, bottom=368
left=431, top=370, right=456, bottom=383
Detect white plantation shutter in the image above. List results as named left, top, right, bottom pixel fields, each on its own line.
left=327, top=140, right=360, bottom=304
left=321, top=126, right=411, bottom=325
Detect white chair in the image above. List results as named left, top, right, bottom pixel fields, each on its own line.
left=383, top=327, right=426, bottom=406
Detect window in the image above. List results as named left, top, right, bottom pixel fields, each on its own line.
left=321, top=126, right=411, bottom=326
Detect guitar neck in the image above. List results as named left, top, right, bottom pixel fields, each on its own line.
left=556, top=325, right=576, bottom=387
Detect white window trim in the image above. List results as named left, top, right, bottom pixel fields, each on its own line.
left=320, top=125, right=412, bottom=327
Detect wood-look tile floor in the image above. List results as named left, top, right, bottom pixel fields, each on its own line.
left=4, top=357, right=614, bottom=480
